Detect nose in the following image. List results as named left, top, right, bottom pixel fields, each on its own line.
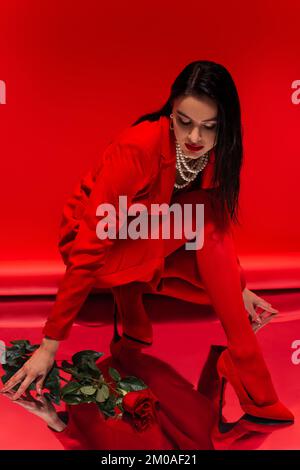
left=188, top=126, right=202, bottom=144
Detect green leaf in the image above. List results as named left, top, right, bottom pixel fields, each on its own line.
left=80, top=386, right=96, bottom=396
left=98, top=395, right=117, bottom=417
left=61, top=381, right=82, bottom=396
left=95, top=384, right=110, bottom=403
left=119, top=376, right=147, bottom=392
left=10, top=340, right=30, bottom=348
left=44, top=365, right=61, bottom=399
left=79, top=395, right=95, bottom=403
left=26, top=344, right=39, bottom=353
left=44, top=391, right=61, bottom=405
left=97, top=404, right=115, bottom=418
left=80, top=360, right=101, bottom=379
left=72, top=350, right=103, bottom=366
left=100, top=408, right=115, bottom=418
left=108, top=367, right=121, bottom=382
left=61, top=360, right=74, bottom=369
left=62, top=394, right=82, bottom=405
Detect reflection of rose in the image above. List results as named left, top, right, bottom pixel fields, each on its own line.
left=122, top=388, right=159, bottom=432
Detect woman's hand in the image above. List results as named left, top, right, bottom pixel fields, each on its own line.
left=0, top=338, right=59, bottom=400
left=242, top=287, right=279, bottom=324
left=2, top=390, right=67, bottom=432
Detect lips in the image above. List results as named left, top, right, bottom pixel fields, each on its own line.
left=185, top=143, right=204, bottom=151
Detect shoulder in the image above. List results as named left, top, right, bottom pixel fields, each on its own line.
left=99, top=118, right=162, bottom=178
left=116, top=118, right=161, bottom=155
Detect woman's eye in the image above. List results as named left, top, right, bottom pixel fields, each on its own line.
left=178, top=118, right=191, bottom=126
left=204, top=124, right=216, bottom=130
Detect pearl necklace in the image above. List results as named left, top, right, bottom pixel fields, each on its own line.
left=174, top=141, right=209, bottom=189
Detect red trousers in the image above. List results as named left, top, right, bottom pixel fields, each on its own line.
left=109, top=187, right=279, bottom=406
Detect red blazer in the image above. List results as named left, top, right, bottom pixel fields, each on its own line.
left=43, top=116, right=246, bottom=340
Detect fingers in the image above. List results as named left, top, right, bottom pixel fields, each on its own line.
left=35, top=376, right=47, bottom=404
left=248, top=305, right=262, bottom=324
left=1, top=390, right=15, bottom=399
left=257, top=302, right=279, bottom=314
left=1, top=390, right=31, bottom=408
left=11, top=375, right=36, bottom=401
left=36, top=376, right=45, bottom=396
left=264, top=306, right=279, bottom=313
left=1, top=369, right=26, bottom=393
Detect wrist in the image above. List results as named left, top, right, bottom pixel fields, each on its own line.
left=40, top=337, right=60, bottom=355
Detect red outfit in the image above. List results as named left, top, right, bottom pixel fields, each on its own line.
left=43, top=116, right=245, bottom=340
left=43, top=115, right=293, bottom=444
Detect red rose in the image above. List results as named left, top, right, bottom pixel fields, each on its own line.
left=122, top=388, right=159, bottom=432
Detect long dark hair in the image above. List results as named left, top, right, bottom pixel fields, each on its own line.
left=131, top=60, right=243, bottom=226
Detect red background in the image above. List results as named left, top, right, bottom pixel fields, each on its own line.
left=0, top=0, right=299, bottom=263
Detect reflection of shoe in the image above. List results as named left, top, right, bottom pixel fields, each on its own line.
left=211, top=410, right=285, bottom=450
left=212, top=364, right=294, bottom=450
left=217, top=348, right=294, bottom=425
left=109, top=299, right=152, bottom=359
left=211, top=415, right=254, bottom=450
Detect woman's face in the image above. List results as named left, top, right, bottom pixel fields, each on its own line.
left=171, top=95, right=218, bottom=160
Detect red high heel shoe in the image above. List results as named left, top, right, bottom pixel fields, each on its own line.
left=211, top=364, right=294, bottom=450
left=217, top=348, right=294, bottom=426
left=197, top=345, right=278, bottom=449
left=109, top=298, right=152, bottom=359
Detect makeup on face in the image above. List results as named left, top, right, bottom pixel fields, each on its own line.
left=185, top=143, right=204, bottom=152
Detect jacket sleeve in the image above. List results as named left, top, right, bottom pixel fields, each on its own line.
left=47, top=411, right=89, bottom=450
left=43, top=142, right=150, bottom=340
left=58, top=168, right=97, bottom=266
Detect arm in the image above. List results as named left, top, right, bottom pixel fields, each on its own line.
left=43, top=142, right=150, bottom=341
left=58, top=167, right=97, bottom=266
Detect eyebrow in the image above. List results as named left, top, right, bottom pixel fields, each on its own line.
left=177, top=110, right=218, bottom=122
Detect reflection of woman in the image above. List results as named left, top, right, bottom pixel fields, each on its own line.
left=1, top=60, right=294, bottom=429
left=3, top=353, right=216, bottom=450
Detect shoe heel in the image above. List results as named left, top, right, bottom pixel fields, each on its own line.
left=113, top=298, right=121, bottom=342
left=217, top=376, right=237, bottom=433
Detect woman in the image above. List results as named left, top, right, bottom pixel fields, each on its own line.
left=1, top=60, right=294, bottom=428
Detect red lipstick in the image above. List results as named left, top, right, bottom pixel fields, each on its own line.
left=185, top=143, right=204, bottom=152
